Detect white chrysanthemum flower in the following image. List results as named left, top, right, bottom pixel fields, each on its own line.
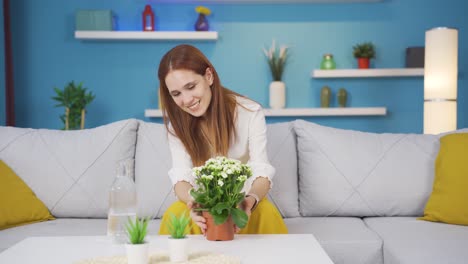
left=221, top=172, right=228, bottom=178
left=218, top=180, right=224, bottom=187
left=238, top=175, right=247, bottom=182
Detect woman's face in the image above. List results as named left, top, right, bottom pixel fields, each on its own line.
left=165, top=68, right=213, bottom=117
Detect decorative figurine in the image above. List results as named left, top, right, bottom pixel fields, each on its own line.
left=320, top=86, right=332, bottom=107
left=195, top=6, right=211, bottom=31
left=320, top=54, right=336, bottom=70
left=142, top=5, right=155, bottom=31
left=337, top=88, right=348, bottom=107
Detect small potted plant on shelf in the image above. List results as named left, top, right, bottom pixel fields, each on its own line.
left=353, top=42, right=376, bottom=69
left=167, top=211, right=191, bottom=262
left=125, top=216, right=150, bottom=264
left=190, top=156, right=253, bottom=241
left=263, top=39, right=289, bottom=109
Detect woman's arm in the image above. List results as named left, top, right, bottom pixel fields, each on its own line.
left=245, top=105, right=276, bottom=202
left=174, top=181, right=193, bottom=204
left=244, top=177, right=270, bottom=212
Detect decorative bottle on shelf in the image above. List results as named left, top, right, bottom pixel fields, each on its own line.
left=195, top=14, right=209, bottom=31
left=320, top=54, right=336, bottom=70
left=107, top=159, right=137, bottom=244
left=142, top=5, right=155, bottom=31
left=320, top=86, right=332, bottom=107
left=337, top=88, right=348, bottom=107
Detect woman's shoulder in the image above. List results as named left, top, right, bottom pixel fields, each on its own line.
left=235, top=95, right=262, bottom=112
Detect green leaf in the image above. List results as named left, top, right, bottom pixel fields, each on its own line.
left=212, top=202, right=230, bottom=215
left=167, top=211, right=191, bottom=239
left=125, top=216, right=149, bottom=244
left=210, top=207, right=229, bottom=225
left=231, top=208, right=248, bottom=228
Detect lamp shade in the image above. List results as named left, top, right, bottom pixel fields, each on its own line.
left=424, top=27, right=458, bottom=134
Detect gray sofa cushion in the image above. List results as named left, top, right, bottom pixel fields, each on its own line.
left=135, top=121, right=176, bottom=219
left=364, top=217, right=468, bottom=264
left=0, top=119, right=138, bottom=218
left=0, top=218, right=162, bottom=253
left=285, top=217, right=382, bottom=264
left=294, top=120, right=439, bottom=217
left=266, top=122, right=300, bottom=218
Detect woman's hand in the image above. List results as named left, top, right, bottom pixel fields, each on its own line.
left=187, top=200, right=207, bottom=235
left=234, top=196, right=256, bottom=233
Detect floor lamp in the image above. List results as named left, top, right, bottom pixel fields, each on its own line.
left=424, top=27, right=458, bottom=134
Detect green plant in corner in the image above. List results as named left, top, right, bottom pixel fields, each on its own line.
left=167, top=211, right=191, bottom=239
left=125, top=216, right=149, bottom=244
left=353, top=42, right=376, bottom=59
left=52, top=81, right=95, bottom=130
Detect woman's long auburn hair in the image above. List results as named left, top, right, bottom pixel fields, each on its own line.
left=158, top=44, right=239, bottom=166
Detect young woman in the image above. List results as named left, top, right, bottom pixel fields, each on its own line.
left=157, top=44, right=287, bottom=235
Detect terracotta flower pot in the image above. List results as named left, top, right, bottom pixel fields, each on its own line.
left=357, top=58, right=370, bottom=69
left=202, top=211, right=234, bottom=241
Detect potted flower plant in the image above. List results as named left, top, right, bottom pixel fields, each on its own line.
left=263, top=39, right=289, bottom=109
left=352, top=42, right=376, bottom=69
left=167, top=211, right=191, bottom=262
left=125, top=216, right=150, bottom=264
left=190, top=157, right=253, bottom=241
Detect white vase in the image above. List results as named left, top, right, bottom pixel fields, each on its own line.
left=269, top=81, right=286, bottom=109
left=168, top=237, right=189, bottom=262
left=125, top=243, right=149, bottom=264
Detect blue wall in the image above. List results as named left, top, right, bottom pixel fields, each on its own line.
left=0, top=1, right=5, bottom=126
left=3, top=0, right=468, bottom=132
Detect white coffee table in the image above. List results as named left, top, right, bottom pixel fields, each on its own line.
left=0, top=234, right=334, bottom=263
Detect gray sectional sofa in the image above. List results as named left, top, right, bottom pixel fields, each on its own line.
left=1, top=118, right=467, bottom=264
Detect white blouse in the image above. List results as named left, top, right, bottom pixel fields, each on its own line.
left=167, top=96, right=276, bottom=194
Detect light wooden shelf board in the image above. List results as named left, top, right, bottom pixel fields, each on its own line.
left=75, top=31, right=218, bottom=40
left=312, top=68, right=424, bottom=78
left=145, top=107, right=386, bottom=117
left=263, top=107, right=386, bottom=116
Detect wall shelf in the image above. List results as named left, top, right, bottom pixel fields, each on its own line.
left=148, top=0, right=382, bottom=3
left=312, top=68, right=424, bottom=78
left=75, top=31, right=218, bottom=41
left=145, top=107, right=386, bottom=117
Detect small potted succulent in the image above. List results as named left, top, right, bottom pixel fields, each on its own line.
left=190, top=156, right=252, bottom=241
left=352, top=42, right=376, bottom=69
left=125, top=217, right=150, bottom=264
left=167, top=211, right=191, bottom=262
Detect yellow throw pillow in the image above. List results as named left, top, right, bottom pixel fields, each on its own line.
left=0, top=160, right=55, bottom=230
left=419, top=133, right=468, bottom=225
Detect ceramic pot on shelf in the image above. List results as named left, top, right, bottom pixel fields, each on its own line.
left=357, top=58, right=370, bottom=69
left=195, top=14, right=209, bottom=31
left=337, top=88, right=348, bottom=107
left=269, top=81, right=286, bottom=109
left=202, top=211, right=234, bottom=241
left=320, top=54, right=336, bottom=70
left=320, top=86, right=332, bottom=107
